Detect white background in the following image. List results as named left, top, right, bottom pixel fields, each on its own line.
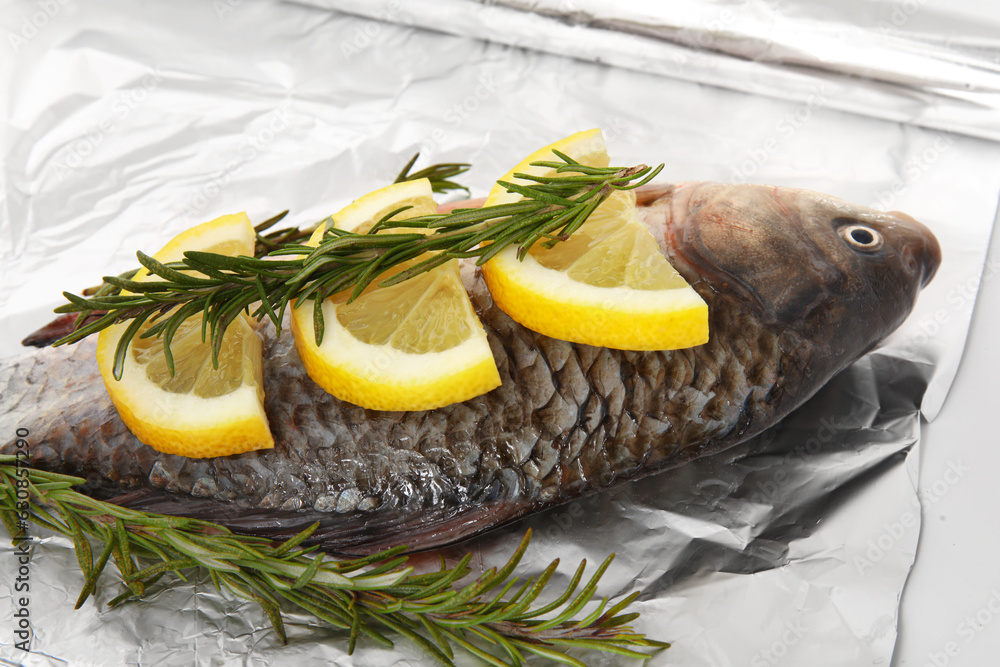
left=895, top=210, right=1000, bottom=667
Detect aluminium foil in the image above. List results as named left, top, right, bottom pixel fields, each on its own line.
left=2, top=0, right=1000, bottom=665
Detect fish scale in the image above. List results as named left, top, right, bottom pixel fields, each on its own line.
left=0, top=182, right=941, bottom=553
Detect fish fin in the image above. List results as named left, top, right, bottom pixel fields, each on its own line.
left=107, top=488, right=531, bottom=556
left=21, top=313, right=106, bottom=347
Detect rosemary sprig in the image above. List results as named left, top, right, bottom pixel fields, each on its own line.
left=66, top=155, right=470, bottom=312
left=0, top=456, right=668, bottom=664
left=393, top=153, right=471, bottom=195
left=53, top=154, right=662, bottom=380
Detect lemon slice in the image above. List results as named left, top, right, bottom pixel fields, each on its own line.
left=290, top=178, right=501, bottom=411
left=96, top=213, right=273, bottom=458
left=481, top=129, right=709, bottom=350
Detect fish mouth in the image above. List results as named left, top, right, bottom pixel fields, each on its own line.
left=888, top=210, right=942, bottom=288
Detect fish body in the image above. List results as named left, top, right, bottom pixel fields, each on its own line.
left=0, top=182, right=940, bottom=553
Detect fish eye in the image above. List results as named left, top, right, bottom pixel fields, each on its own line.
left=838, top=224, right=884, bottom=252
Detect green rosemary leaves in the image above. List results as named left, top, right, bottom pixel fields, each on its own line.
left=0, top=456, right=668, bottom=665
left=53, top=154, right=661, bottom=381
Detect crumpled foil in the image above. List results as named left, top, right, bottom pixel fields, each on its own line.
left=301, top=0, right=1000, bottom=143
left=2, top=0, right=1000, bottom=665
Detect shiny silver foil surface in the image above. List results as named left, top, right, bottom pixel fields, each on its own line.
left=304, top=0, right=1000, bottom=142
left=2, top=0, right=1000, bottom=665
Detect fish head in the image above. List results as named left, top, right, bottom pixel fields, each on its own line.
left=665, top=182, right=942, bottom=359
